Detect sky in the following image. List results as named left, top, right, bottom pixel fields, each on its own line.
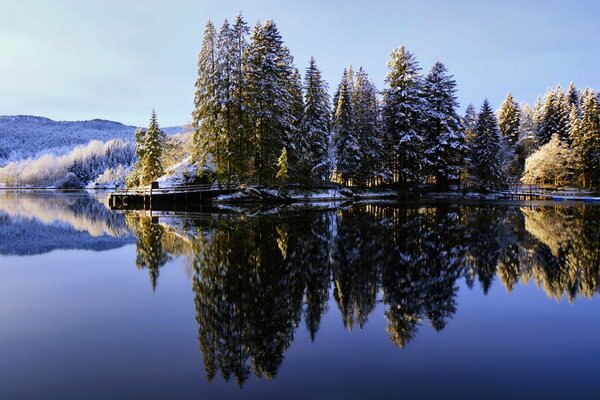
left=1, top=0, right=599, bottom=127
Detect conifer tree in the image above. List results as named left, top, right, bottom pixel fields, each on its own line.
left=567, top=82, right=579, bottom=112
left=569, top=104, right=585, bottom=186
left=276, top=147, right=288, bottom=182
left=192, top=21, right=219, bottom=168
left=214, top=16, right=250, bottom=181
left=381, top=47, right=427, bottom=184
left=300, top=57, right=331, bottom=181
left=141, top=110, right=165, bottom=185
left=463, top=104, right=478, bottom=144
left=286, top=67, right=304, bottom=178
left=578, top=91, right=600, bottom=188
left=468, top=100, right=504, bottom=190
left=514, top=103, right=540, bottom=177
left=332, top=69, right=359, bottom=184
left=422, top=62, right=465, bottom=188
left=498, top=93, right=520, bottom=146
left=244, top=20, right=295, bottom=183
left=352, top=67, right=381, bottom=186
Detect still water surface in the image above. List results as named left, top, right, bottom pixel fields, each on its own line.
left=1, top=192, right=599, bottom=399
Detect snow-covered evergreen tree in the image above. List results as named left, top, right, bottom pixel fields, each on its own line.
left=498, top=93, right=520, bottom=146
left=514, top=103, right=540, bottom=177
left=214, top=16, right=250, bottom=181
left=463, top=104, right=478, bottom=144
left=381, top=47, right=427, bottom=184
left=332, top=69, right=359, bottom=184
left=352, top=67, right=381, bottom=186
left=300, top=57, right=331, bottom=181
left=192, top=21, right=219, bottom=167
left=141, top=110, right=165, bottom=185
left=468, top=100, right=504, bottom=190
left=567, top=82, right=579, bottom=112
left=286, top=67, right=304, bottom=178
left=578, top=90, right=600, bottom=188
left=422, top=62, right=465, bottom=188
left=244, top=20, right=295, bottom=183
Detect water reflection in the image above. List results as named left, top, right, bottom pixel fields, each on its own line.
left=0, top=191, right=132, bottom=254
left=124, top=203, right=600, bottom=385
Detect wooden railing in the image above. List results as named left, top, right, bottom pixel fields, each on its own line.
left=112, top=183, right=239, bottom=196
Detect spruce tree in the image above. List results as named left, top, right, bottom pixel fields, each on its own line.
left=332, top=69, right=359, bottom=185
left=578, top=91, right=600, bottom=188
left=569, top=104, right=584, bottom=186
left=286, top=67, right=304, bottom=179
left=468, top=100, right=504, bottom=190
left=422, top=62, right=465, bottom=188
left=141, top=110, right=165, bottom=185
left=352, top=67, right=381, bottom=186
left=463, top=104, right=478, bottom=144
left=381, top=47, right=427, bottom=184
left=192, top=21, right=219, bottom=168
left=498, top=92, right=520, bottom=146
left=567, top=82, right=579, bottom=112
left=244, top=20, right=295, bottom=183
left=214, top=16, right=250, bottom=182
left=301, top=57, right=331, bottom=181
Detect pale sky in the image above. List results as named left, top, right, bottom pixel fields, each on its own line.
left=1, top=0, right=599, bottom=126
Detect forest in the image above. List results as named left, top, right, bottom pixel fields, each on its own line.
left=130, top=13, right=600, bottom=192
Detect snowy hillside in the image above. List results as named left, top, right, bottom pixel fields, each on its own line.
left=0, top=115, right=185, bottom=164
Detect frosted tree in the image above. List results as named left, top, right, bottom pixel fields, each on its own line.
left=276, top=147, right=288, bottom=182
left=513, top=103, right=540, bottom=177
left=381, top=47, right=427, bottom=184
left=538, top=86, right=570, bottom=145
left=468, top=100, right=504, bottom=190
left=244, top=20, right=295, bottom=183
left=192, top=21, right=219, bottom=168
left=498, top=93, right=520, bottom=146
left=463, top=104, right=478, bottom=144
left=141, top=110, right=165, bottom=185
left=286, top=67, right=304, bottom=179
left=352, top=67, right=381, bottom=186
left=300, top=57, right=331, bottom=181
left=567, top=82, right=579, bottom=112
left=521, top=134, right=572, bottom=187
left=214, top=15, right=250, bottom=181
left=577, top=91, right=600, bottom=188
left=332, top=69, right=359, bottom=184
left=569, top=105, right=585, bottom=186
left=422, top=62, right=465, bottom=188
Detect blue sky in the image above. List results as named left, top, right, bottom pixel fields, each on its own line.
left=1, top=0, right=599, bottom=126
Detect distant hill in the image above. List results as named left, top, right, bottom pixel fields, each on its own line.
left=0, top=115, right=185, bottom=164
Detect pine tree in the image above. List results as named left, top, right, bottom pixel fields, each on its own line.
left=567, top=82, right=579, bottom=112
left=244, top=20, right=295, bottom=183
left=352, top=67, right=381, bottom=186
left=286, top=67, right=304, bottom=179
left=578, top=91, right=600, bottom=188
left=569, top=104, right=585, bottom=186
left=300, top=57, right=331, bottom=181
left=463, top=104, right=478, bottom=144
left=214, top=16, right=250, bottom=182
left=276, top=147, right=288, bottom=182
left=192, top=21, right=219, bottom=168
left=141, top=110, right=165, bottom=185
left=381, top=47, right=427, bottom=184
left=514, top=103, right=540, bottom=177
left=498, top=93, right=520, bottom=146
left=332, top=69, right=359, bottom=184
left=468, top=100, right=504, bottom=190
left=422, top=62, right=465, bottom=188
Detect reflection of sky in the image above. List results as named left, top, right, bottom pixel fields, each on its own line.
left=2, top=0, right=600, bottom=126
left=1, top=248, right=599, bottom=399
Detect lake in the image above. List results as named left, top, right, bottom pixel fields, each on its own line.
left=1, top=191, right=599, bottom=399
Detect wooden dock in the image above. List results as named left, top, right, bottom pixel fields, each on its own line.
left=108, top=183, right=239, bottom=210
left=501, top=184, right=600, bottom=202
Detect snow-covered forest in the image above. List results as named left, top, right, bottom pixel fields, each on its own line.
left=142, top=13, right=598, bottom=192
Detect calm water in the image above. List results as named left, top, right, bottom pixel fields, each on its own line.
left=1, top=191, right=599, bottom=399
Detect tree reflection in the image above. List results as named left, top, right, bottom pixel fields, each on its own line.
left=125, top=203, right=600, bottom=384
